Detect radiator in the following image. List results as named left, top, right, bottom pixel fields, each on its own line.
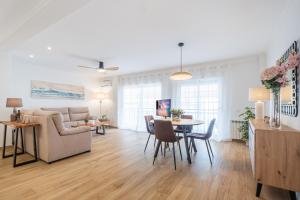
left=230, top=120, right=244, bottom=140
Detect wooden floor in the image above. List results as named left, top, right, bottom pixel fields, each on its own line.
left=0, top=129, right=290, bottom=200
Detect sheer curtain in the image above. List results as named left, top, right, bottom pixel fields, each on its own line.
left=173, top=78, right=223, bottom=141
left=118, top=73, right=167, bottom=131
left=171, top=64, right=233, bottom=141
left=117, top=61, right=243, bottom=141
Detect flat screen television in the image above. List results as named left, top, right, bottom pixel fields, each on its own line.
left=156, top=99, right=171, bottom=118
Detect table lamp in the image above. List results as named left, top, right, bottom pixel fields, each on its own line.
left=249, top=88, right=270, bottom=119
left=6, top=98, right=23, bottom=121
left=281, top=85, right=292, bottom=103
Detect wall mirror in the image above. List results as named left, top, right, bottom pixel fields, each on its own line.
left=279, top=41, right=298, bottom=117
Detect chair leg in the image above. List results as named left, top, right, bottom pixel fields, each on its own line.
left=164, top=142, right=166, bottom=157
left=153, top=141, right=161, bottom=165
left=172, top=143, right=176, bottom=170
left=144, top=134, right=151, bottom=152
left=188, top=139, right=192, bottom=151
left=289, top=191, right=296, bottom=200
left=207, top=140, right=214, bottom=157
left=160, top=142, right=163, bottom=155
left=205, top=140, right=213, bottom=165
left=154, top=137, right=156, bottom=147
left=189, top=139, right=193, bottom=153
left=177, top=140, right=183, bottom=160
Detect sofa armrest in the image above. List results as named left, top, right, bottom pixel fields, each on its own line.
left=60, top=126, right=91, bottom=136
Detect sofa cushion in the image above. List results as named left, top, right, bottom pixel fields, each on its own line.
left=63, top=121, right=79, bottom=128
left=60, top=126, right=91, bottom=136
left=53, top=113, right=90, bottom=135
left=69, top=107, right=89, bottom=121
left=52, top=113, right=65, bottom=133
left=41, top=107, right=70, bottom=122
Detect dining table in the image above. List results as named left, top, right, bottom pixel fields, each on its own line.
left=150, top=118, right=204, bottom=164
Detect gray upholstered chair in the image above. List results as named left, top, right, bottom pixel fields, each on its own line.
left=144, top=115, right=156, bottom=152
left=153, top=120, right=183, bottom=170
left=187, top=118, right=216, bottom=165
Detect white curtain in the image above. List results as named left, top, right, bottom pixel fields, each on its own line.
left=117, top=60, right=246, bottom=141
left=172, top=78, right=221, bottom=140
left=118, top=72, right=167, bottom=131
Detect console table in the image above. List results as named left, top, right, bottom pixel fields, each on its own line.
left=0, top=121, right=40, bottom=167
left=249, top=119, right=300, bottom=200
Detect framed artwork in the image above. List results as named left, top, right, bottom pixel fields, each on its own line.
left=31, top=80, right=85, bottom=100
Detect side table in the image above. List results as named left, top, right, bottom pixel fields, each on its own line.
left=96, top=120, right=110, bottom=135
left=76, top=120, right=110, bottom=135
left=0, top=121, right=40, bottom=167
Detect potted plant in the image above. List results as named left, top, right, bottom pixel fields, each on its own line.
left=238, top=107, right=255, bottom=143
left=171, top=109, right=184, bottom=121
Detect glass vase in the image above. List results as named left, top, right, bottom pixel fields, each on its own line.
left=270, top=89, right=281, bottom=128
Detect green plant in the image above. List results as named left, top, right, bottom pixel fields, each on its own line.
left=171, top=109, right=184, bottom=118
left=238, top=107, right=255, bottom=142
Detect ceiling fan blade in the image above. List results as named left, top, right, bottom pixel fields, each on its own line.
left=69, top=54, right=100, bottom=62
left=105, top=67, right=119, bottom=71
left=78, top=65, right=97, bottom=69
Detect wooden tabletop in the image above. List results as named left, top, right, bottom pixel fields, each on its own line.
left=0, top=121, right=40, bottom=128
left=150, top=119, right=204, bottom=126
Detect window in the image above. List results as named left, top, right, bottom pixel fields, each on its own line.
left=179, top=79, right=220, bottom=136
left=119, top=83, right=161, bottom=131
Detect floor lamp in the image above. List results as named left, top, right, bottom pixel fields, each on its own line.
left=97, top=93, right=108, bottom=118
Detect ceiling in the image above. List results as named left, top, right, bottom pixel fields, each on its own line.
left=1, top=0, right=290, bottom=76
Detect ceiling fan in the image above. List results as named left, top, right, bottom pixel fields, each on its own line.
left=78, top=61, right=119, bottom=72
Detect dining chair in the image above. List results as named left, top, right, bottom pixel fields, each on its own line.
left=144, top=115, right=156, bottom=152
left=153, top=120, right=183, bottom=170
left=187, top=118, right=216, bottom=165
left=174, top=114, right=193, bottom=134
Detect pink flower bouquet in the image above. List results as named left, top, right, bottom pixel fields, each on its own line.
left=261, top=52, right=299, bottom=93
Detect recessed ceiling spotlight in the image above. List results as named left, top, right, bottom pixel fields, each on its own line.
left=29, top=54, right=35, bottom=58
left=47, top=46, right=52, bottom=51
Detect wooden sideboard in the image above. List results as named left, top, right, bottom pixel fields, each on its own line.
left=249, top=119, right=300, bottom=199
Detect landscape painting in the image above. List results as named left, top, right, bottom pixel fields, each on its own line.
left=31, top=81, right=85, bottom=100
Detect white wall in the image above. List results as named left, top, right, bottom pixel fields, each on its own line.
left=266, top=0, right=300, bottom=130
left=0, top=56, right=101, bottom=147
left=0, top=53, right=13, bottom=147
left=11, top=58, right=100, bottom=114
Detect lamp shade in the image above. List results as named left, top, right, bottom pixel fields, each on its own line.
left=281, top=85, right=292, bottom=102
left=6, top=98, right=23, bottom=108
left=170, top=71, right=192, bottom=80
left=169, top=42, right=193, bottom=81
left=249, top=88, right=270, bottom=101
left=97, top=93, right=108, bottom=101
